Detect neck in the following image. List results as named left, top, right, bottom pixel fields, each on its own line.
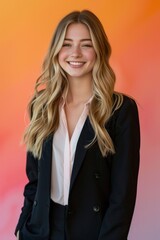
left=66, top=76, right=93, bottom=104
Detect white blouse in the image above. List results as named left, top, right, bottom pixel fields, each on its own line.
left=51, top=98, right=92, bottom=205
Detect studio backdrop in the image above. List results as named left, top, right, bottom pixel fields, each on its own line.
left=0, top=1, right=159, bottom=239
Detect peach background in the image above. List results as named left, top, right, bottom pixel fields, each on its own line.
left=0, top=1, right=159, bottom=239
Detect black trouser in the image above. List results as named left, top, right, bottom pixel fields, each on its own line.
left=49, top=199, right=67, bottom=240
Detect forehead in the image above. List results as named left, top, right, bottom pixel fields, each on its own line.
left=65, top=23, right=91, bottom=39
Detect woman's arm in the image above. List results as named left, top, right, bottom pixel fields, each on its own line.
left=15, top=151, right=38, bottom=236
left=98, top=96, right=140, bottom=240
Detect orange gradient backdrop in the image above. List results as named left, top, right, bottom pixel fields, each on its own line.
left=0, top=1, right=159, bottom=239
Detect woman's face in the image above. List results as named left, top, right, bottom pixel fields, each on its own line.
left=58, top=23, right=96, bottom=81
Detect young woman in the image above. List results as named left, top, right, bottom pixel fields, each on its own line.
left=15, top=10, right=140, bottom=240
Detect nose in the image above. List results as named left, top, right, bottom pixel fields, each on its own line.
left=71, top=45, right=82, bottom=57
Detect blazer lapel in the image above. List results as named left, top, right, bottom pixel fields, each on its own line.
left=40, top=135, right=53, bottom=199
left=39, top=119, right=95, bottom=196
left=69, top=117, right=95, bottom=192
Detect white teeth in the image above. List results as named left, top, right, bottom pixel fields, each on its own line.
left=69, top=61, right=84, bottom=66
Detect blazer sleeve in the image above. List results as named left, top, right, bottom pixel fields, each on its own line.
left=15, top=151, right=38, bottom=236
left=98, top=96, right=140, bottom=240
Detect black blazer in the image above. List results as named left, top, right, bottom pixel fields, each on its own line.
left=15, top=95, right=140, bottom=240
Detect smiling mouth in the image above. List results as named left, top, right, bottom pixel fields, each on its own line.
left=67, top=61, right=85, bottom=67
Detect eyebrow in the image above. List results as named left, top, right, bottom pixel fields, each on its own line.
left=64, top=38, right=92, bottom=42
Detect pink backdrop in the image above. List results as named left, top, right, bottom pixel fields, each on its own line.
left=0, top=1, right=159, bottom=239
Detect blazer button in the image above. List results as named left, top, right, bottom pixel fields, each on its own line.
left=67, top=207, right=72, bottom=215
left=68, top=210, right=72, bottom=215
left=93, top=205, right=100, bottom=212
left=34, top=200, right=37, bottom=206
left=94, top=173, right=100, bottom=179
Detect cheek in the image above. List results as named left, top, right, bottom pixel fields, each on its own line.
left=89, top=53, right=97, bottom=65
left=58, top=51, right=65, bottom=66
left=88, top=50, right=97, bottom=62
left=93, top=53, right=97, bottom=62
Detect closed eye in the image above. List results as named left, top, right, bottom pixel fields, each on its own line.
left=82, top=44, right=93, bottom=48
left=62, top=43, right=71, bottom=47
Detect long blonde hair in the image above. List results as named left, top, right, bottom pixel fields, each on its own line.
left=24, top=10, right=123, bottom=159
